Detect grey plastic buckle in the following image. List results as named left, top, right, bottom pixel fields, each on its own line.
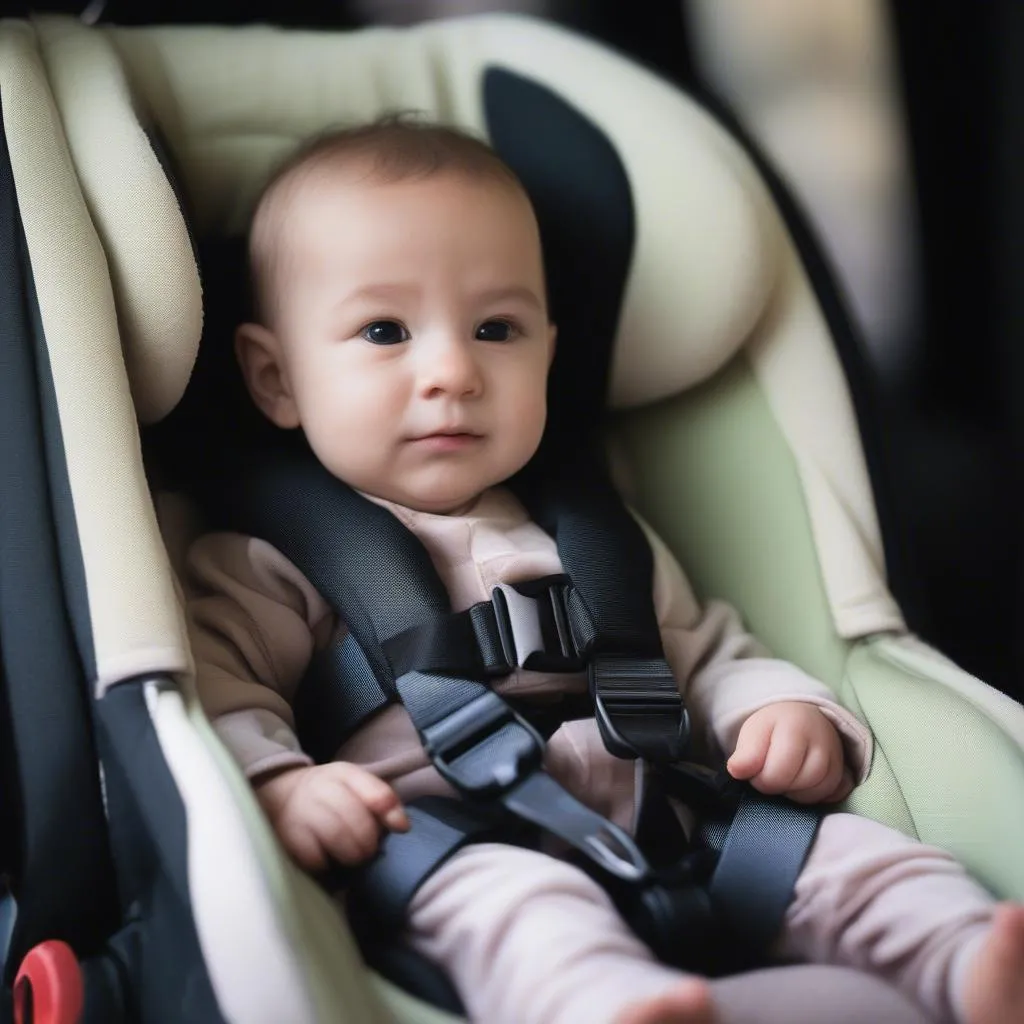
left=491, top=577, right=583, bottom=673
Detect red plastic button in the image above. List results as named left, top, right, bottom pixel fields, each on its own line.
left=13, top=940, right=83, bottom=1024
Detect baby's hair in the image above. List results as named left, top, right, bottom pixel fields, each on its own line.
left=247, top=114, right=528, bottom=324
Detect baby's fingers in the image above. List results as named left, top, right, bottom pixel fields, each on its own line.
left=313, top=784, right=390, bottom=866
left=786, top=750, right=848, bottom=805
left=821, top=767, right=855, bottom=805
left=727, top=714, right=775, bottom=781
left=339, top=768, right=409, bottom=833
left=749, top=730, right=810, bottom=795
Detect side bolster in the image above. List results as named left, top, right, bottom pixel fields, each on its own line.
left=843, top=636, right=1024, bottom=900
left=744, top=244, right=904, bottom=641
left=0, top=19, right=190, bottom=695
left=613, top=357, right=853, bottom=689
left=34, top=14, right=202, bottom=426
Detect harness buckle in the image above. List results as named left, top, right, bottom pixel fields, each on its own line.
left=491, top=576, right=584, bottom=674
left=590, top=655, right=690, bottom=764
left=417, top=684, right=545, bottom=798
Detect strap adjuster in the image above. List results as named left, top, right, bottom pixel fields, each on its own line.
left=490, top=575, right=584, bottom=674
left=590, top=655, right=690, bottom=764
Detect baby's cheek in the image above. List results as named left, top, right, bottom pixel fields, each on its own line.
left=511, top=396, right=548, bottom=456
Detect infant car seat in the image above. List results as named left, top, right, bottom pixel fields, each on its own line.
left=3, top=11, right=1024, bottom=1024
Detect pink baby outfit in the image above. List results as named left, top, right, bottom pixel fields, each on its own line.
left=184, top=487, right=993, bottom=1024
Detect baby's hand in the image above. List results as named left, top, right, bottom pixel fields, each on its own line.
left=254, top=762, right=409, bottom=871
left=726, top=701, right=853, bottom=804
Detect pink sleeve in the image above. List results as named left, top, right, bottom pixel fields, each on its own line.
left=642, top=521, right=873, bottom=780
left=185, top=532, right=337, bottom=780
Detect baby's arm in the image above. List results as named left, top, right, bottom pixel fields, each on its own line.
left=185, top=532, right=407, bottom=867
left=640, top=518, right=872, bottom=798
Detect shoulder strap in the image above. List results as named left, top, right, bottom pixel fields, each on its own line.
left=514, top=466, right=689, bottom=764
left=201, top=442, right=438, bottom=755
left=514, top=468, right=661, bottom=654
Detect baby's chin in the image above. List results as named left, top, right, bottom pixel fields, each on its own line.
left=376, top=472, right=503, bottom=516
left=341, top=454, right=535, bottom=515
left=390, top=485, right=488, bottom=516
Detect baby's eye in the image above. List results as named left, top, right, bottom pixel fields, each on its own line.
left=361, top=320, right=409, bottom=345
left=475, top=319, right=517, bottom=342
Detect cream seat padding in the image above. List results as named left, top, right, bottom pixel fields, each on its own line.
left=32, top=15, right=202, bottom=426
left=0, top=19, right=192, bottom=694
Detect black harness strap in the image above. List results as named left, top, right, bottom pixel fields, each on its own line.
left=706, top=793, right=821, bottom=955
left=347, top=797, right=509, bottom=936
left=202, top=442, right=432, bottom=750
left=293, top=632, right=391, bottom=764
left=202, top=442, right=449, bottom=689
left=204, top=446, right=659, bottom=877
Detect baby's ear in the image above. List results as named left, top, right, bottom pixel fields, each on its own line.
left=547, top=322, right=558, bottom=366
left=234, top=323, right=301, bottom=429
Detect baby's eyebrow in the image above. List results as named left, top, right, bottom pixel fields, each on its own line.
left=333, top=283, right=544, bottom=312
left=474, top=286, right=544, bottom=310
left=334, top=282, right=418, bottom=308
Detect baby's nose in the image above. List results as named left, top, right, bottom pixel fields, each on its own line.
left=421, top=336, right=483, bottom=396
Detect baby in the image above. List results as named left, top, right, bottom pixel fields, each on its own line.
left=185, top=118, right=1024, bottom=1024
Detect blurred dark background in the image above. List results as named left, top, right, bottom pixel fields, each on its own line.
left=8, top=0, right=1022, bottom=700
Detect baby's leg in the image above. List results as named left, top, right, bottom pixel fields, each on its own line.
left=711, top=965, right=930, bottom=1024
left=405, top=839, right=939, bottom=1023
left=775, top=812, right=1000, bottom=1023
left=405, top=842, right=712, bottom=1024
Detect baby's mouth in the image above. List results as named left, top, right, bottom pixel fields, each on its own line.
left=408, top=429, right=484, bottom=451
left=410, top=426, right=483, bottom=440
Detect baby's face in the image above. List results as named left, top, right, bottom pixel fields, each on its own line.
left=243, top=170, right=555, bottom=514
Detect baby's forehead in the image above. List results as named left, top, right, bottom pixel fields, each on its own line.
left=249, top=163, right=370, bottom=308
left=270, top=166, right=534, bottom=252
left=251, top=160, right=543, bottom=320
left=256, top=159, right=369, bottom=242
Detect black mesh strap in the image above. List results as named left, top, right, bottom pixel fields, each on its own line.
left=201, top=444, right=452, bottom=693
left=382, top=612, right=491, bottom=681
left=294, top=633, right=393, bottom=762
left=470, top=603, right=509, bottom=673
left=382, top=575, right=586, bottom=681
left=707, top=793, right=822, bottom=952
left=347, top=797, right=506, bottom=936
left=517, top=472, right=662, bottom=652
